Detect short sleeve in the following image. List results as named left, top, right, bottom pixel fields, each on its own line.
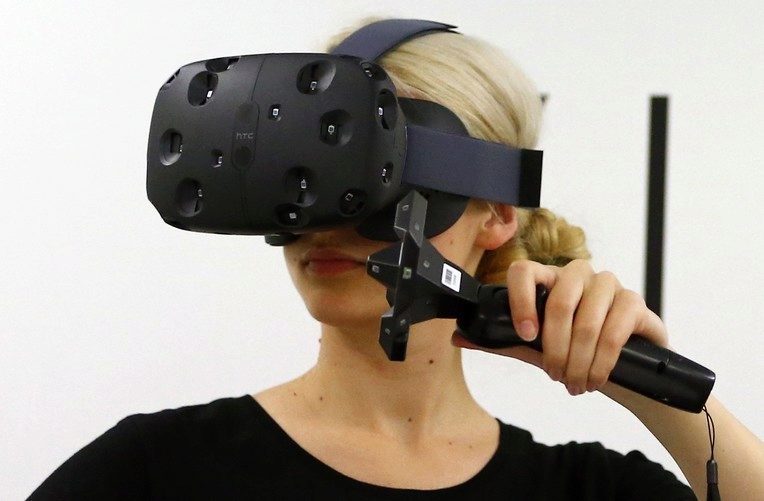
left=27, top=416, right=149, bottom=500
left=532, top=437, right=697, bottom=500
left=605, top=447, right=696, bottom=500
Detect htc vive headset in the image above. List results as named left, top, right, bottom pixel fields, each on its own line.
left=146, top=19, right=543, bottom=244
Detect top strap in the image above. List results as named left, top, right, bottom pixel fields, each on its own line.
left=330, top=19, right=459, bottom=61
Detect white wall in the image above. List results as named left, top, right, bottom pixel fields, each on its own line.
left=2, top=0, right=762, bottom=498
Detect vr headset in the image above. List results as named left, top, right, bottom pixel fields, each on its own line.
left=146, top=19, right=542, bottom=245
left=146, top=19, right=715, bottom=414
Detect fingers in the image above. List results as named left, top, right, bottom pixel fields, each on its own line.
left=464, top=258, right=670, bottom=399
left=633, top=305, right=669, bottom=349
left=540, top=259, right=591, bottom=382
left=563, top=271, right=618, bottom=394
left=506, top=260, right=558, bottom=341
left=586, top=289, right=667, bottom=392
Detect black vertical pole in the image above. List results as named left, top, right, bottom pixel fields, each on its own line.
left=645, top=96, right=669, bottom=316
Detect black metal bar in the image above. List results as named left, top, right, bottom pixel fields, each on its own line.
left=645, top=96, right=669, bottom=316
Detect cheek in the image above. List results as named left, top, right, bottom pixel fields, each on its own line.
left=282, top=248, right=303, bottom=285
left=430, top=230, right=471, bottom=267
left=428, top=213, right=485, bottom=277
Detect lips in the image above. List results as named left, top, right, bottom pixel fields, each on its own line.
left=302, top=248, right=367, bottom=265
left=302, top=247, right=367, bottom=276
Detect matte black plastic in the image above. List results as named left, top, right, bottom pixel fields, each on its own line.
left=147, top=22, right=544, bottom=244
left=355, top=98, right=471, bottom=242
left=456, top=285, right=716, bottom=413
left=147, top=53, right=406, bottom=235
left=146, top=53, right=543, bottom=243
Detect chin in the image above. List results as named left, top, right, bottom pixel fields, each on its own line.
left=284, top=254, right=391, bottom=327
left=302, top=282, right=389, bottom=329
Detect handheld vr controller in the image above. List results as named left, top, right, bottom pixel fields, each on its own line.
left=367, top=190, right=715, bottom=413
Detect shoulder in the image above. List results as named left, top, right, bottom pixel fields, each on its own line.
left=495, top=421, right=696, bottom=500
left=28, top=395, right=256, bottom=500
left=124, top=394, right=256, bottom=447
left=28, top=412, right=147, bottom=499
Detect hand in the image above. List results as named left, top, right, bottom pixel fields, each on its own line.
left=452, top=259, right=669, bottom=396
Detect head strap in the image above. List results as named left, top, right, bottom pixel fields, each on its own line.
left=330, top=19, right=459, bottom=61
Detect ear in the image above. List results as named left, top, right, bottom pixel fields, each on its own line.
left=474, top=203, right=518, bottom=251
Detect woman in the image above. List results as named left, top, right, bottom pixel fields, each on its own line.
left=29, top=16, right=763, bottom=500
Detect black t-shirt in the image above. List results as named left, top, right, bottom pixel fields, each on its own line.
left=28, top=395, right=696, bottom=500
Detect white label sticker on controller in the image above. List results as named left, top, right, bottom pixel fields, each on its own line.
left=441, top=263, right=462, bottom=292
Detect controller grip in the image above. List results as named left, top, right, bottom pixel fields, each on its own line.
left=455, top=284, right=715, bottom=413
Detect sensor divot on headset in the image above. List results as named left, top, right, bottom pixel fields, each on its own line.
left=188, top=71, right=218, bottom=106
left=297, top=60, right=336, bottom=94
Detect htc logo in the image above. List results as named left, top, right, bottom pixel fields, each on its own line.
left=235, top=131, right=255, bottom=140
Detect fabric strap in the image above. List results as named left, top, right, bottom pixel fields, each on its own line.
left=330, top=19, right=459, bottom=61
left=403, top=124, right=542, bottom=207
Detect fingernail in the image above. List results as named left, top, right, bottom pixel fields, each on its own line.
left=518, top=320, right=537, bottom=341
left=451, top=332, right=465, bottom=347
left=586, top=382, right=597, bottom=392
left=548, top=368, right=562, bottom=381
left=567, top=385, right=581, bottom=396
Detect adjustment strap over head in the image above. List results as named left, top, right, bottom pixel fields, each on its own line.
left=330, top=19, right=459, bottom=61
left=403, top=124, right=543, bottom=207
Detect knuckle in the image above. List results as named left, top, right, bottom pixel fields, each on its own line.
left=599, top=334, right=622, bottom=356
left=618, top=289, right=646, bottom=309
left=568, top=258, right=593, bottom=272
left=595, top=270, right=619, bottom=288
left=507, top=259, right=534, bottom=276
left=546, top=296, right=577, bottom=318
left=572, top=319, right=600, bottom=342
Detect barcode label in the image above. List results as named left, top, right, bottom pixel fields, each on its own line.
left=441, top=263, right=461, bottom=292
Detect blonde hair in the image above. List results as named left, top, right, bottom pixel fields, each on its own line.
left=325, top=17, right=591, bottom=283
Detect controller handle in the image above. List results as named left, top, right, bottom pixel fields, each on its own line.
left=455, top=284, right=715, bottom=413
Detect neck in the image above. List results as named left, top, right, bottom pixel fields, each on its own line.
left=293, top=317, right=488, bottom=443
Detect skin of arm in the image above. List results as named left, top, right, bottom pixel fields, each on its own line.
left=600, top=383, right=764, bottom=500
